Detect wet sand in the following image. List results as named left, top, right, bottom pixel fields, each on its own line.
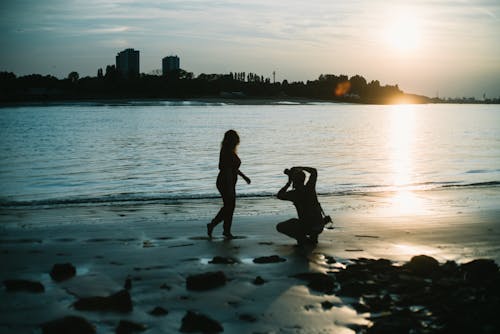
left=1, top=190, right=499, bottom=333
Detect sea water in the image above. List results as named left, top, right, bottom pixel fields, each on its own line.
left=1, top=102, right=499, bottom=214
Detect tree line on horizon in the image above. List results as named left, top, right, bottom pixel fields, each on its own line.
left=0, top=69, right=495, bottom=104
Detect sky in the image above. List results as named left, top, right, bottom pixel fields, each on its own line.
left=1, top=0, right=499, bottom=99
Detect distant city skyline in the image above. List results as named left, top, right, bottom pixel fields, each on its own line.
left=1, top=0, right=499, bottom=98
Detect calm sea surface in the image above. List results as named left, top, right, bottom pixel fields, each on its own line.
left=1, top=102, right=499, bottom=208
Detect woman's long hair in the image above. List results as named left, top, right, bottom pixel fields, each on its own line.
left=221, top=130, right=240, bottom=152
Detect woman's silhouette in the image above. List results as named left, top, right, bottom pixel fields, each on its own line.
left=207, top=130, right=251, bottom=239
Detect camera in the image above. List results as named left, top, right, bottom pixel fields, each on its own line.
left=284, top=168, right=291, bottom=175
left=323, top=215, right=334, bottom=229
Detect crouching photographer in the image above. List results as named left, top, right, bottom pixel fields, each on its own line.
left=276, top=166, right=329, bottom=246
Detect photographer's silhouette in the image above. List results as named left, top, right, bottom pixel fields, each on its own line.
left=276, top=166, right=326, bottom=246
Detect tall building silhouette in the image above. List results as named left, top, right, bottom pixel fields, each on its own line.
left=162, top=55, right=180, bottom=76
left=116, top=48, right=140, bottom=78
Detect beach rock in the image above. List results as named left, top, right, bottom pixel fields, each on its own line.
left=404, top=255, right=439, bottom=276
left=73, top=290, right=132, bottom=313
left=149, top=306, right=168, bottom=316
left=332, top=256, right=500, bottom=333
left=115, top=320, right=146, bottom=334
left=365, top=258, right=393, bottom=272
left=363, top=294, right=393, bottom=312
left=321, top=301, right=335, bottom=310
left=180, top=311, right=223, bottom=333
left=325, top=255, right=336, bottom=264
left=124, top=277, right=132, bottom=290
left=293, top=272, right=335, bottom=294
left=186, top=271, right=226, bottom=291
left=4, top=279, right=44, bottom=293
left=253, top=276, right=266, bottom=285
left=440, top=260, right=459, bottom=275
left=352, top=302, right=370, bottom=313
left=338, top=280, right=370, bottom=297
left=460, top=259, right=498, bottom=282
left=239, top=314, right=257, bottom=322
left=41, top=315, right=95, bottom=334
left=368, top=309, right=419, bottom=334
left=209, top=256, right=239, bottom=264
left=50, top=263, right=76, bottom=282
left=253, top=255, right=286, bottom=264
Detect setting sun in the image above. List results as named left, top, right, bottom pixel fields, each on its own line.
left=385, top=16, right=421, bottom=52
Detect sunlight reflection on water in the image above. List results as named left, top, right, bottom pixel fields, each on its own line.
left=388, top=104, right=416, bottom=188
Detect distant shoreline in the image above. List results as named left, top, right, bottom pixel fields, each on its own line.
left=1, top=96, right=498, bottom=108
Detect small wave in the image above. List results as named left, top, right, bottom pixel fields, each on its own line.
left=159, top=100, right=230, bottom=107
left=466, top=170, right=485, bottom=174
left=2, top=181, right=498, bottom=208
left=274, top=101, right=301, bottom=105
left=442, top=181, right=500, bottom=188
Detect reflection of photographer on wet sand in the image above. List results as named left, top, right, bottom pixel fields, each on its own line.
left=277, top=166, right=330, bottom=246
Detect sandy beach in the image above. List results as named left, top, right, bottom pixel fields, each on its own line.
left=1, top=188, right=499, bottom=333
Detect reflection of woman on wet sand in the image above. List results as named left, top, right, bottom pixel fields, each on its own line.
left=207, top=130, right=251, bottom=239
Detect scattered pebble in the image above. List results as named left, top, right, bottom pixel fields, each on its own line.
left=73, top=290, right=132, bottom=313
left=149, top=306, right=168, bottom=316
left=293, top=272, right=335, bottom=294
left=180, top=311, right=223, bottom=333
left=41, top=316, right=95, bottom=334
left=116, top=320, right=146, bottom=334
left=3, top=279, right=44, bottom=293
left=50, top=263, right=76, bottom=282
left=239, top=314, right=257, bottom=322
left=253, top=276, right=267, bottom=285
left=186, top=271, right=226, bottom=291
left=253, top=255, right=286, bottom=264
left=209, top=256, right=239, bottom=264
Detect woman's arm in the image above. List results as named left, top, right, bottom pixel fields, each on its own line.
left=238, top=170, right=251, bottom=184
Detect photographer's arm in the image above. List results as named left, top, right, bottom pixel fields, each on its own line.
left=292, top=166, right=317, bottom=187
left=277, top=179, right=292, bottom=200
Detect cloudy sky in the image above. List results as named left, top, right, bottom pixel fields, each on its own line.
left=1, top=0, right=499, bottom=98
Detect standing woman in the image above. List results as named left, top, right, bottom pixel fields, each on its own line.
left=207, top=130, right=251, bottom=239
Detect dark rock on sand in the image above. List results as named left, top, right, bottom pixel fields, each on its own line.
left=41, top=315, right=95, bottom=334
left=209, top=256, right=239, bottom=264
left=367, top=309, right=420, bottom=334
left=50, top=263, right=76, bottom=282
left=461, top=258, right=498, bottom=282
left=149, top=306, right=168, bottom=316
left=253, top=255, right=286, bottom=264
left=253, top=276, right=267, bottom=285
left=186, top=271, right=226, bottom=291
left=351, top=302, right=370, bottom=313
left=180, top=311, right=223, bottom=333
left=124, top=276, right=132, bottom=290
left=325, top=255, right=336, bottom=264
left=239, top=314, right=257, bottom=322
left=73, top=290, right=132, bottom=313
left=333, top=256, right=500, bottom=334
left=320, top=301, right=336, bottom=310
left=404, top=255, right=439, bottom=276
left=363, top=294, right=393, bottom=312
left=115, top=320, right=146, bottom=334
left=4, top=279, right=44, bottom=293
left=293, top=272, right=335, bottom=294
left=339, top=280, right=378, bottom=297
